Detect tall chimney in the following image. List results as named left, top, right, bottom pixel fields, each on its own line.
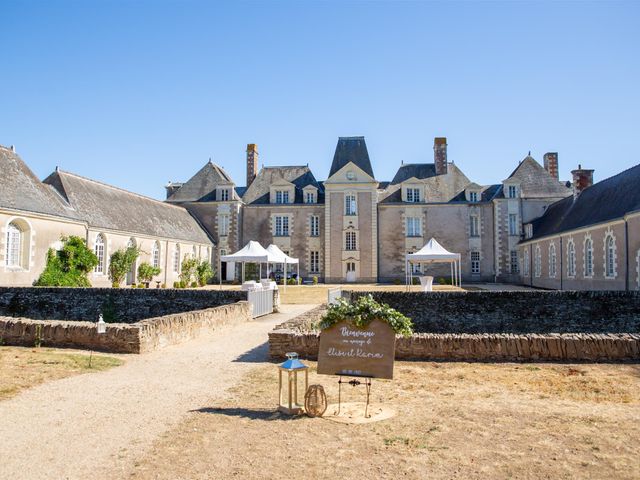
left=434, top=137, right=447, bottom=175
left=571, top=164, right=594, bottom=198
left=543, top=152, right=559, bottom=180
left=246, top=144, right=258, bottom=187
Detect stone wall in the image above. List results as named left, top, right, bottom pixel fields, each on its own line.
left=0, top=301, right=251, bottom=354
left=344, top=290, right=640, bottom=334
left=269, top=330, right=640, bottom=362
left=0, top=287, right=247, bottom=323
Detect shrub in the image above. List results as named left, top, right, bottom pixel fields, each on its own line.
left=160, top=283, right=166, bottom=289
left=180, top=257, right=198, bottom=286
left=312, top=276, right=318, bottom=285
left=137, top=263, right=161, bottom=283
left=412, top=277, right=420, bottom=285
left=108, top=245, right=140, bottom=288
left=137, top=282, right=146, bottom=289
left=196, top=260, right=214, bottom=287
left=34, top=236, right=98, bottom=287
left=393, top=279, right=402, bottom=285
left=287, top=278, right=297, bottom=285
left=172, top=281, right=181, bottom=288
left=190, top=281, right=198, bottom=288
left=317, top=294, right=413, bottom=336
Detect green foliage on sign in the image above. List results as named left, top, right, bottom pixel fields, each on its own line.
left=34, top=236, right=99, bottom=287
left=318, top=294, right=413, bottom=337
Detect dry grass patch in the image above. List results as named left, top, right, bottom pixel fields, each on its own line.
left=0, top=346, right=124, bottom=400
left=129, top=361, right=640, bottom=480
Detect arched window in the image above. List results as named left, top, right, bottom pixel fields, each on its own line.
left=173, top=244, right=181, bottom=273
left=549, top=244, right=556, bottom=278
left=94, top=234, right=105, bottom=274
left=5, top=222, right=22, bottom=267
left=534, top=245, right=541, bottom=278
left=567, top=240, right=576, bottom=277
left=152, top=241, right=161, bottom=268
left=605, top=235, right=616, bottom=278
left=584, top=238, right=593, bottom=277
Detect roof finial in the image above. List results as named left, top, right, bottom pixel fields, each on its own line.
left=208, top=157, right=212, bottom=164
left=528, top=150, right=531, bottom=156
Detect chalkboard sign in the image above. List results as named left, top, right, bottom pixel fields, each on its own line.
left=317, top=319, right=396, bottom=379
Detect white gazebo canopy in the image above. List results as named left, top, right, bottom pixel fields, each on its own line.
left=405, top=238, right=462, bottom=289
left=219, top=241, right=271, bottom=287
left=266, top=244, right=299, bottom=290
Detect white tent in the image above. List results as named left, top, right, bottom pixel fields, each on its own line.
left=266, top=244, right=299, bottom=291
left=219, top=241, right=270, bottom=287
left=405, top=238, right=462, bottom=290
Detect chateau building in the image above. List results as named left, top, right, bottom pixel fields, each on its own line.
left=0, top=145, right=212, bottom=287
left=167, top=137, right=574, bottom=284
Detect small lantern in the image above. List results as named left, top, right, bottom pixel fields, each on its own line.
left=278, top=352, right=308, bottom=415
left=97, top=314, right=107, bottom=334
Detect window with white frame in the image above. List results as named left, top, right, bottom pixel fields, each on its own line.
left=192, top=245, right=197, bottom=259
left=219, top=214, right=229, bottom=236
left=345, top=194, right=357, bottom=216
left=524, top=224, right=533, bottom=239
left=510, top=250, right=519, bottom=274
left=471, top=251, right=480, bottom=274
left=152, top=241, right=161, bottom=268
left=5, top=222, right=22, bottom=268
left=567, top=240, right=576, bottom=277
left=470, top=215, right=479, bottom=237
left=219, top=189, right=230, bottom=201
left=173, top=244, right=181, bottom=273
left=406, top=188, right=420, bottom=203
left=305, top=192, right=315, bottom=204
left=406, top=217, right=421, bottom=237
left=549, top=244, right=557, bottom=277
left=523, top=249, right=530, bottom=276
left=509, top=214, right=518, bottom=236
left=605, top=234, right=616, bottom=278
left=584, top=237, right=594, bottom=277
left=275, top=190, right=289, bottom=204
left=469, top=191, right=479, bottom=203
left=534, top=245, right=542, bottom=277
left=345, top=231, right=357, bottom=251
left=310, top=215, right=319, bottom=236
left=507, top=185, right=517, bottom=198
left=94, top=234, right=105, bottom=274
left=274, top=216, right=289, bottom=237
left=309, top=251, right=319, bottom=273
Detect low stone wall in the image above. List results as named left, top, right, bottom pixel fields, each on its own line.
left=268, top=330, right=640, bottom=362
left=0, top=287, right=247, bottom=323
left=345, top=291, right=640, bottom=334
left=0, top=301, right=251, bottom=354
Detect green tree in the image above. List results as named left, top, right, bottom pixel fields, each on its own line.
left=196, top=260, right=214, bottom=287
left=108, top=245, right=140, bottom=288
left=137, top=262, right=161, bottom=285
left=34, top=236, right=99, bottom=287
left=180, top=257, right=198, bottom=286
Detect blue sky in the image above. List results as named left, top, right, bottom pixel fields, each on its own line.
left=1, top=1, right=639, bottom=199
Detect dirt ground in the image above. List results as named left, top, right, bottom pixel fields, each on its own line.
left=129, top=361, right=640, bottom=480
left=0, top=346, right=123, bottom=400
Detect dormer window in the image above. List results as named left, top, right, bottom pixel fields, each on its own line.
left=219, top=189, right=230, bottom=201
left=469, top=191, right=479, bottom=203
left=275, top=191, right=289, bottom=204
left=507, top=185, right=518, bottom=198
left=305, top=192, right=315, bottom=204
left=406, top=188, right=420, bottom=203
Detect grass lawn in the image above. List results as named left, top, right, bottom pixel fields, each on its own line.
left=277, top=284, right=462, bottom=304
left=129, top=361, right=640, bottom=480
left=0, top=346, right=124, bottom=400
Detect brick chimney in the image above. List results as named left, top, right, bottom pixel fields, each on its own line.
left=246, top=144, right=258, bottom=187
left=434, top=137, right=447, bottom=175
left=543, top=152, right=559, bottom=180
left=571, top=164, right=594, bottom=198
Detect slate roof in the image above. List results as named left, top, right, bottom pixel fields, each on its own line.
left=241, top=166, right=324, bottom=205
left=503, top=156, right=571, bottom=199
left=166, top=161, right=234, bottom=202
left=527, top=163, right=640, bottom=241
left=0, top=146, right=80, bottom=221
left=329, top=137, right=375, bottom=179
left=44, top=169, right=212, bottom=244
left=390, top=163, right=437, bottom=185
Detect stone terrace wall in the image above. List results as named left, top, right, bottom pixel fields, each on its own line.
left=345, top=291, right=640, bottom=334
left=0, top=287, right=247, bottom=324
left=0, top=301, right=251, bottom=354
left=268, top=330, right=640, bottom=362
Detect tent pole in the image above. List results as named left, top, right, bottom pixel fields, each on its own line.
left=297, top=263, right=299, bottom=285
left=242, top=262, right=245, bottom=284
left=459, top=259, right=462, bottom=287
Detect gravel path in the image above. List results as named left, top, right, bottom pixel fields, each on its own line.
left=0, top=304, right=316, bottom=480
